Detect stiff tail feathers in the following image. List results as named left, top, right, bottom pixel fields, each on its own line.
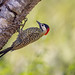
left=0, top=47, right=13, bottom=58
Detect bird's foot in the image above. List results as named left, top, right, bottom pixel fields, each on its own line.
left=17, top=18, right=28, bottom=33
left=21, top=18, right=28, bottom=31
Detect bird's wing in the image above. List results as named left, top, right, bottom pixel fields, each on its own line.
left=12, top=28, right=41, bottom=50
left=18, top=27, right=40, bottom=40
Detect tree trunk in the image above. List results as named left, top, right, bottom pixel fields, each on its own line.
left=0, top=0, right=41, bottom=50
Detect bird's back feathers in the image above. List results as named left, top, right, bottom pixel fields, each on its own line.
left=12, top=27, right=43, bottom=50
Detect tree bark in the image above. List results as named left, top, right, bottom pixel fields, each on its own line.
left=0, top=0, right=41, bottom=50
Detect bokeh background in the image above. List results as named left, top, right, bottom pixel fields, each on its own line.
left=0, top=0, right=75, bottom=75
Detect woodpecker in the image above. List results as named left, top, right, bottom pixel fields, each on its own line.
left=0, top=21, right=50, bottom=57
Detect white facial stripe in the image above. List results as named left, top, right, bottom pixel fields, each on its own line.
left=41, top=25, right=47, bottom=33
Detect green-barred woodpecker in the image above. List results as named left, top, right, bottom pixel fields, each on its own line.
left=0, top=21, right=50, bottom=57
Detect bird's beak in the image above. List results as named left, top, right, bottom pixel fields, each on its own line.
left=36, top=20, right=42, bottom=28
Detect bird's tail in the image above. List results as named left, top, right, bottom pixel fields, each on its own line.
left=0, top=47, right=13, bottom=58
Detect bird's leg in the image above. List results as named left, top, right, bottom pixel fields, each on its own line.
left=17, top=18, right=28, bottom=33
left=21, top=18, right=28, bottom=31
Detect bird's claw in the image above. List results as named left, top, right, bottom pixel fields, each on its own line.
left=17, top=18, right=28, bottom=33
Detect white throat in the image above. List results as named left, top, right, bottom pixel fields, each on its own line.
left=42, top=26, right=47, bottom=34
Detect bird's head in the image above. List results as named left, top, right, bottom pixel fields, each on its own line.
left=36, top=21, right=50, bottom=35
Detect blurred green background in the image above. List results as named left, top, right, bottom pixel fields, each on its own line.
left=0, top=0, right=75, bottom=75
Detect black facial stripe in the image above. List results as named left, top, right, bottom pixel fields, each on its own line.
left=40, top=24, right=43, bottom=31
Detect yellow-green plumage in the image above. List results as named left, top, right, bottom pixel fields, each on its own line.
left=12, top=27, right=43, bottom=50
left=0, top=21, right=49, bottom=57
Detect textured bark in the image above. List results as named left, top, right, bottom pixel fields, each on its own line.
left=0, top=0, right=41, bottom=50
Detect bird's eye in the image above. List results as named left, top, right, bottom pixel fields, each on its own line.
left=42, top=24, right=44, bottom=26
